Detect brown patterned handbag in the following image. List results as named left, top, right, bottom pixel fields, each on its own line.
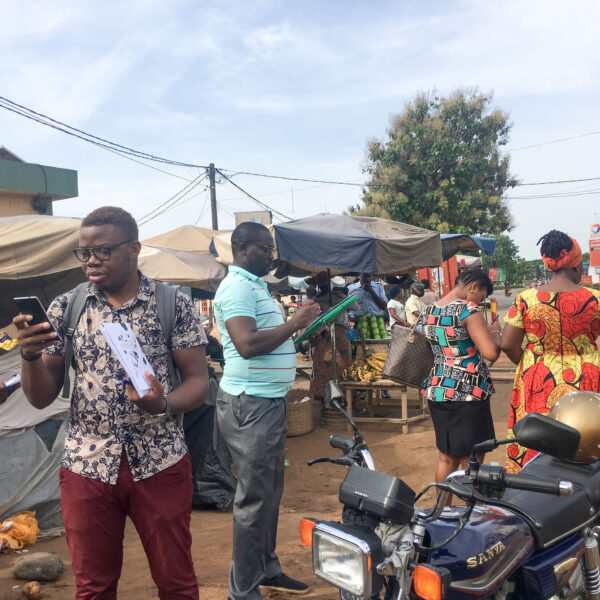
left=382, top=322, right=434, bottom=388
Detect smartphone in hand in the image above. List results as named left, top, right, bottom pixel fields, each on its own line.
left=13, top=296, right=61, bottom=339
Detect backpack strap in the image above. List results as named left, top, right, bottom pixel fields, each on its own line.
left=61, top=281, right=181, bottom=405
left=154, top=281, right=180, bottom=390
left=61, top=282, right=89, bottom=398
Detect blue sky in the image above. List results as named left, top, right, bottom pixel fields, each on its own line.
left=2, top=0, right=599, bottom=259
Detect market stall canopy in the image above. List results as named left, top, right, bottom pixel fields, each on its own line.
left=143, top=225, right=221, bottom=253
left=441, top=234, right=496, bottom=261
left=262, top=275, right=302, bottom=293
left=455, top=254, right=482, bottom=269
left=144, top=225, right=235, bottom=266
left=262, top=274, right=347, bottom=293
left=210, top=230, right=234, bottom=265
left=0, top=215, right=85, bottom=325
left=138, top=245, right=227, bottom=292
left=272, top=214, right=442, bottom=276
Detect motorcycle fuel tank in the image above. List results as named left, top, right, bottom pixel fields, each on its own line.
left=423, top=505, right=534, bottom=598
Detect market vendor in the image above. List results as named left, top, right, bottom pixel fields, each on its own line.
left=348, top=273, right=388, bottom=317
left=406, top=282, right=426, bottom=326
left=387, top=286, right=410, bottom=329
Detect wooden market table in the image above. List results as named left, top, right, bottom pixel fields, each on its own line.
left=339, top=379, right=429, bottom=434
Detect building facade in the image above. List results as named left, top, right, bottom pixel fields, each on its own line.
left=0, top=147, right=78, bottom=217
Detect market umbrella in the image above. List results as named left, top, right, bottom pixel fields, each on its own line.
left=440, top=234, right=496, bottom=261
left=210, top=230, right=234, bottom=265
left=144, top=225, right=235, bottom=266
left=0, top=215, right=85, bottom=325
left=138, top=245, right=227, bottom=291
left=272, top=214, right=442, bottom=276
left=143, top=225, right=226, bottom=254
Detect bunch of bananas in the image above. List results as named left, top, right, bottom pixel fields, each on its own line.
left=0, top=338, right=18, bottom=352
left=343, top=352, right=387, bottom=382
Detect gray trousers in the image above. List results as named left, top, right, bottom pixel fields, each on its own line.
left=215, top=387, right=287, bottom=600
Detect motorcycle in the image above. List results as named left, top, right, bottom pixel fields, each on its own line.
left=300, top=381, right=600, bottom=599
left=504, top=286, right=512, bottom=297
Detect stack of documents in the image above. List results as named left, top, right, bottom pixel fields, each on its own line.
left=102, top=322, right=155, bottom=397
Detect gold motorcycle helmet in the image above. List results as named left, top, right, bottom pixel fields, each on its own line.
left=548, top=391, right=600, bottom=463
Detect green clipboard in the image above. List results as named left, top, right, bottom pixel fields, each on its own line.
left=294, top=294, right=357, bottom=346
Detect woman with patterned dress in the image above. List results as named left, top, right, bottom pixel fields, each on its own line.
left=501, top=230, right=600, bottom=473
left=422, top=269, right=502, bottom=484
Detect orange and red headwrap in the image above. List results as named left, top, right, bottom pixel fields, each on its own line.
left=542, top=236, right=582, bottom=271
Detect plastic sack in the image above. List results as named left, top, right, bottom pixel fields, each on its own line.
left=0, top=510, right=39, bottom=551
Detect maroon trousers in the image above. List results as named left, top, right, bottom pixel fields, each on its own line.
left=60, top=452, right=199, bottom=600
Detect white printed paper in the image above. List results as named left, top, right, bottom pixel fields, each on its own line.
left=101, top=322, right=155, bottom=397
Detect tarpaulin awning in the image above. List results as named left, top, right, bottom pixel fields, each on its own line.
left=0, top=215, right=85, bottom=325
left=143, top=225, right=222, bottom=253
left=210, top=230, right=233, bottom=265
left=261, top=275, right=307, bottom=293
left=138, top=245, right=227, bottom=292
left=272, top=214, right=442, bottom=276
left=441, top=234, right=496, bottom=261
left=142, top=225, right=234, bottom=271
left=0, top=215, right=82, bottom=278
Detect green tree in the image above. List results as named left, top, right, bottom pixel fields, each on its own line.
left=482, top=235, right=520, bottom=283
left=350, top=89, right=518, bottom=235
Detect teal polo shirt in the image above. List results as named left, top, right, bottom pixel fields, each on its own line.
left=214, top=265, right=297, bottom=398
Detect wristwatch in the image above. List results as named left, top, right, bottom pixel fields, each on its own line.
left=20, top=348, right=42, bottom=362
left=154, top=394, right=172, bottom=417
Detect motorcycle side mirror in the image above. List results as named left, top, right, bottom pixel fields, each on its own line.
left=324, top=381, right=346, bottom=410
left=513, top=413, right=580, bottom=461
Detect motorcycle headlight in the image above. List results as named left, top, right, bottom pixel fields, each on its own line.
left=312, top=522, right=382, bottom=597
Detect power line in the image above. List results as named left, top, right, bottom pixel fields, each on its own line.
left=138, top=173, right=205, bottom=223
left=195, top=190, right=211, bottom=225
left=218, top=181, right=335, bottom=204
left=103, top=146, right=196, bottom=181
left=220, top=167, right=369, bottom=188
left=138, top=173, right=208, bottom=225
left=517, top=176, right=600, bottom=186
left=215, top=168, right=293, bottom=221
left=506, top=189, right=600, bottom=201
left=139, top=183, right=208, bottom=226
left=509, top=129, right=600, bottom=152
left=4, top=95, right=600, bottom=192
left=164, top=185, right=210, bottom=213
left=0, top=96, right=208, bottom=169
left=217, top=201, right=235, bottom=218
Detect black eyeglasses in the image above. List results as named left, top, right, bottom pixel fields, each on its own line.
left=73, top=240, right=133, bottom=263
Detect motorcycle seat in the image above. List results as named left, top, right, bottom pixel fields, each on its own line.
left=501, top=454, right=600, bottom=549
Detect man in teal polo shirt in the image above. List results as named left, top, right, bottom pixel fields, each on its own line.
left=214, top=222, right=320, bottom=600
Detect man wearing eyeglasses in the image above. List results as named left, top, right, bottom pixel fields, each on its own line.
left=13, top=206, right=208, bottom=600
left=214, top=222, right=320, bottom=600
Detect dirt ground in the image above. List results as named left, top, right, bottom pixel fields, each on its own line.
left=0, top=364, right=516, bottom=600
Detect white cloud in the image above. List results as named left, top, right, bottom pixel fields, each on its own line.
left=1, top=0, right=599, bottom=256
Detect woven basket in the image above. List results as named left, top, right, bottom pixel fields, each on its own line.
left=287, top=399, right=313, bottom=437
left=354, top=338, right=390, bottom=361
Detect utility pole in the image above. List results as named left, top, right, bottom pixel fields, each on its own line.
left=209, top=163, right=218, bottom=230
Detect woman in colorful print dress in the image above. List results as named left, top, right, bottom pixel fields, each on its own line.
left=502, top=230, right=600, bottom=473
left=422, top=269, right=502, bottom=484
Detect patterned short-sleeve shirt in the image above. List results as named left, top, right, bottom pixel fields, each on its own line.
left=44, top=275, right=206, bottom=484
left=422, top=300, right=494, bottom=402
